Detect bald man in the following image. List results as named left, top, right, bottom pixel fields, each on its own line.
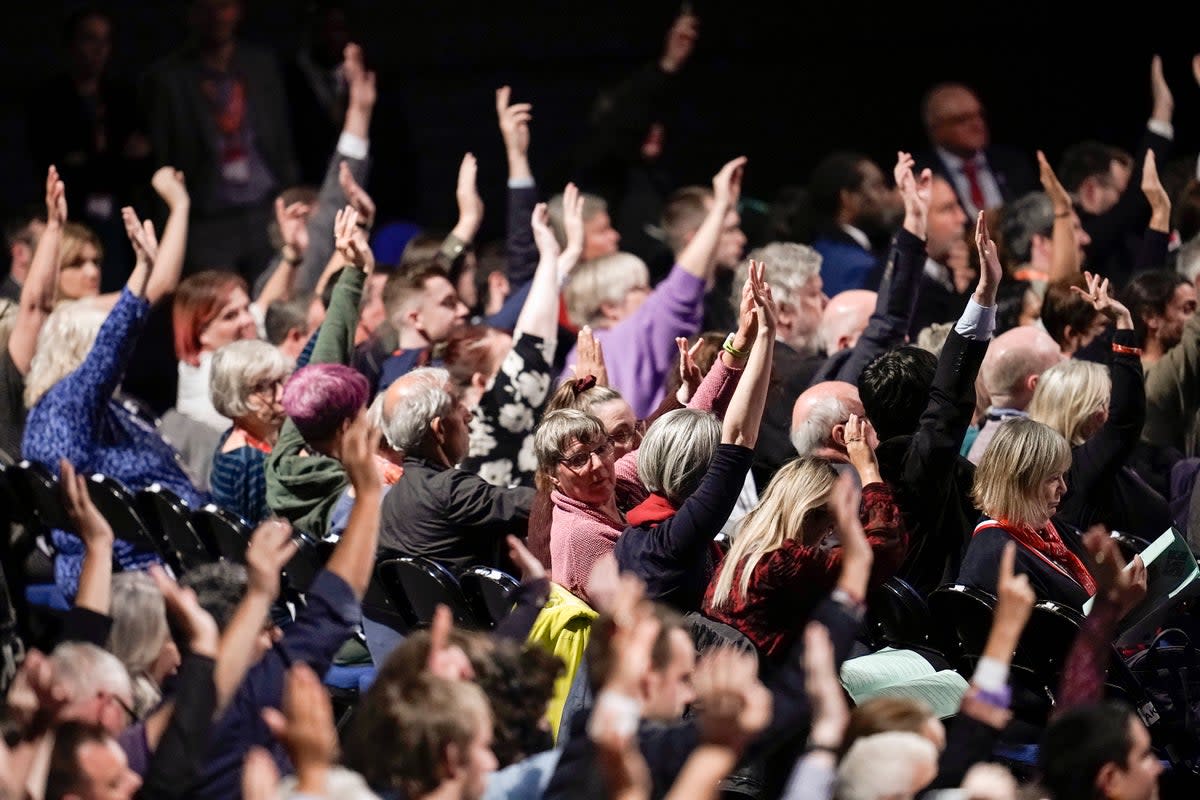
left=790, top=380, right=871, bottom=471
left=966, top=326, right=1064, bottom=464
left=818, top=290, right=876, bottom=355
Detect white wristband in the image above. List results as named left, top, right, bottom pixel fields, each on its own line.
left=971, top=656, right=1010, bottom=694
left=588, top=690, right=642, bottom=740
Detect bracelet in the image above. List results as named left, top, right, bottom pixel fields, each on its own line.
left=1054, top=211, right=1072, bottom=219
left=805, top=742, right=840, bottom=756
left=722, top=332, right=750, bottom=359
left=280, top=244, right=301, bottom=265
left=1112, top=342, right=1143, bottom=357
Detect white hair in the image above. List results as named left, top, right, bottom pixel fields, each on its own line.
left=25, top=299, right=108, bottom=407
left=107, top=572, right=170, bottom=717
left=280, top=766, right=383, bottom=799
left=637, top=408, right=721, bottom=504
left=380, top=367, right=453, bottom=453
left=835, top=731, right=940, bottom=800
left=209, top=339, right=293, bottom=419
left=790, top=394, right=851, bottom=457
left=50, top=641, right=132, bottom=709
left=563, top=253, right=650, bottom=328
left=734, top=242, right=823, bottom=308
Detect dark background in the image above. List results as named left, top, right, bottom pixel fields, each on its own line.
left=2, top=0, right=1199, bottom=247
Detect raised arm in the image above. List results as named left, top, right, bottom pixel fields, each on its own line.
left=296, top=42, right=376, bottom=292
left=1037, top=150, right=1082, bottom=284
left=309, top=206, right=371, bottom=366
left=253, top=196, right=311, bottom=314
left=1137, top=149, right=1172, bottom=270
left=519, top=189, right=581, bottom=341
left=497, top=86, right=539, bottom=289
left=140, top=167, right=188, bottom=305
left=677, top=157, right=746, bottom=281
left=61, top=459, right=113, bottom=618
left=8, top=167, right=65, bottom=374
left=322, top=410, right=382, bottom=597
left=720, top=260, right=774, bottom=449
left=446, top=152, right=485, bottom=264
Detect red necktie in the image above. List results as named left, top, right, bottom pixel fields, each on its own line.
left=960, top=159, right=987, bottom=213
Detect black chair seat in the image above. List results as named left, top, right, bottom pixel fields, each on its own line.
left=191, top=504, right=252, bottom=564
left=866, top=577, right=935, bottom=652
left=927, top=583, right=997, bottom=671
left=85, top=474, right=159, bottom=553
left=136, top=484, right=212, bottom=574
left=1014, top=600, right=1084, bottom=683
left=13, top=460, right=73, bottom=532
left=459, top=566, right=519, bottom=628
left=375, top=557, right=475, bottom=629
left=281, top=530, right=331, bottom=597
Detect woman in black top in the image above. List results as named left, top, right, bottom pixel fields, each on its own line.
left=1028, top=271, right=1171, bottom=543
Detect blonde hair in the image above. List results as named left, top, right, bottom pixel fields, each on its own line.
left=58, top=222, right=103, bottom=298
left=25, top=299, right=108, bottom=407
left=972, top=417, right=1071, bottom=528
left=709, top=457, right=839, bottom=609
left=1027, top=359, right=1110, bottom=446
left=107, top=572, right=170, bottom=717
left=563, top=253, right=650, bottom=328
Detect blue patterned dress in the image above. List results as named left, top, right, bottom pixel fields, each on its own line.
left=23, top=289, right=206, bottom=597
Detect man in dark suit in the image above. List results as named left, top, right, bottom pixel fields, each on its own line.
left=142, top=0, right=298, bottom=281
left=914, top=82, right=1038, bottom=221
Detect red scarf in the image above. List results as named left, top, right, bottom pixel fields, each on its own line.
left=234, top=425, right=273, bottom=454
left=626, top=493, right=678, bottom=528
left=975, top=518, right=1097, bottom=595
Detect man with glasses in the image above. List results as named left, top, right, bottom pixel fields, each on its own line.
left=47, top=642, right=137, bottom=735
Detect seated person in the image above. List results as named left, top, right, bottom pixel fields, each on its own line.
left=209, top=339, right=293, bottom=523
left=960, top=417, right=1095, bottom=610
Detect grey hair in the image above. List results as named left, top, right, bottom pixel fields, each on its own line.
left=533, top=408, right=608, bottom=475
left=734, top=241, right=823, bottom=309
left=563, top=253, right=651, bottom=328
left=50, top=641, right=132, bottom=707
left=380, top=366, right=453, bottom=453
left=1178, top=236, right=1200, bottom=286
left=999, top=191, right=1054, bottom=266
left=790, top=395, right=851, bottom=457
left=915, top=322, right=953, bottom=356
left=547, top=191, right=608, bottom=248
left=25, top=299, right=108, bottom=407
left=637, top=408, right=721, bottom=505
left=835, top=731, right=939, bottom=800
left=107, top=572, right=170, bottom=717
left=209, top=339, right=293, bottom=419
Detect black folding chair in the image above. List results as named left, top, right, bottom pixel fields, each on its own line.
left=1013, top=600, right=1084, bottom=685
left=927, top=583, right=997, bottom=672
left=85, top=473, right=159, bottom=554
left=13, top=460, right=73, bottom=532
left=136, top=484, right=212, bottom=574
left=281, top=530, right=331, bottom=598
left=459, top=566, right=519, bottom=628
left=375, top=557, right=476, bottom=629
left=866, top=576, right=936, bottom=652
left=191, top=504, right=252, bottom=564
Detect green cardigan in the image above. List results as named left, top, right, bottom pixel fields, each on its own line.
left=265, top=267, right=365, bottom=536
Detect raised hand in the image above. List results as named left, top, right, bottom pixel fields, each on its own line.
left=675, top=336, right=704, bottom=402
left=122, top=207, right=159, bottom=298
left=712, top=156, right=747, bottom=210
left=274, top=196, right=311, bottom=259
left=60, top=458, right=113, bottom=549
left=660, top=10, right=699, bottom=73
left=149, top=564, right=220, bottom=657
left=334, top=205, right=373, bottom=271
left=507, top=534, right=546, bottom=582
left=1150, top=54, right=1174, bottom=123
left=727, top=268, right=760, bottom=359
left=338, top=160, right=376, bottom=231
left=573, top=325, right=609, bottom=387
left=894, top=151, right=931, bottom=238
left=262, top=663, right=338, bottom=794
left=531, top=202, right=561, bottom=261
left=1083, top=526, right=1148, bottom=618
left=559, top=182, right=585, bottom=276
left=1037, top=150, right=1072, bottom=214
left=747, top=258, right=777, bottom=335
left=495, top=86, right=532, bottom=158
left=245, top=518, right=298, bottom=601
left=691, top=647, right=772, bottom=753
left=45, top=165, right=67, bottom=226
left=340, top=409, right=381, bottom=492
left=830, top=471, right=870, bottom=560
left=426, top=604, right=474, bottom=681
left=1140, top=150, right=1171, bottom=230
left=456, top=152, right=484, bottom=236
left=973, top=211, right=1002, bottom=306
left=5, top=648, right=71, bottom=737
left=1070, top=270, right=1133, bottom=330
left=343, top=43, right=377, bottom=113
left=843, top=414, right=881, bottom=485
left=151, top=166, right=189, bottom=212
left=804, top=621, right=849, bottom=750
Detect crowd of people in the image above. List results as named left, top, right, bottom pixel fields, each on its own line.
left=3, top=1, right=1200, bottom=799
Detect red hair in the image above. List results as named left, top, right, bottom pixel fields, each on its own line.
left=173, top=270, right=249, bottom=366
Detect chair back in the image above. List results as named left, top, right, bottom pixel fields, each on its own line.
left=927, top=584, right=997, bottom=668
left=684, top=612, right=757, bottom=658
left=281, top=530, right=331, bottom=596
left=375, top=557, right=475, bottom=628
left=85, top=474, right=158, bottom=553
left=1014, top=600, right=1084, bottom=684
left=459, top=566, right=519, bottom=628
left=866, top=577, right=934, bottom=651
left=14, top=461, right=72, bottom=531
left=136, top=485, right=212, bottom=574
left=191, top=504, right=252, bottom=564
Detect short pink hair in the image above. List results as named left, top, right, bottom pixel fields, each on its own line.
left=281, top=363, right=369, bottom=442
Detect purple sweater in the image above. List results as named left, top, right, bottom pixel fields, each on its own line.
left=563, top=265, right=706, bottom=418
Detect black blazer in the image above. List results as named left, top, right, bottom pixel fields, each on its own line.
left=914, top=144, right=1039, bottom=215
left=959, top=521, right=1092, bottom=611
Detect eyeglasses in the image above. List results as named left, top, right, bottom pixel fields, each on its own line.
left=559, top=438, right=614, bottom=471
left=107, top=692, right=138, bottom=724
left=607, top=425, right=643, bottom=448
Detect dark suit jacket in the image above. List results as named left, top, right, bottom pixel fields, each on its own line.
left=959, top=522, right=1092, bottom=611
left=914, top=144, right=1038, bottom=215
left=142, top=42, right=298, bottom=216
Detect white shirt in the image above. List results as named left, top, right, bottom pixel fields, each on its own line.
left=176, top=350, right=231, bottom=433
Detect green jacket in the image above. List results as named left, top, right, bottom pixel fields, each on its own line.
left=265, top=267, right=365, bottom=536
left=1144, top=311, right=1200, bottom=458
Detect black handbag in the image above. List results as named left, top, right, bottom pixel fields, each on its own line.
left=1119, top=628, right=1200, bottom=772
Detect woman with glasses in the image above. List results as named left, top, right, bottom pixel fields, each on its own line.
left=208, top=339, right=293, bottom=523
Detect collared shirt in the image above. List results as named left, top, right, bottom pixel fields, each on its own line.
left=840, top=223, right=872, bottom=251
left=936, top=147, right=1003, bottom=217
